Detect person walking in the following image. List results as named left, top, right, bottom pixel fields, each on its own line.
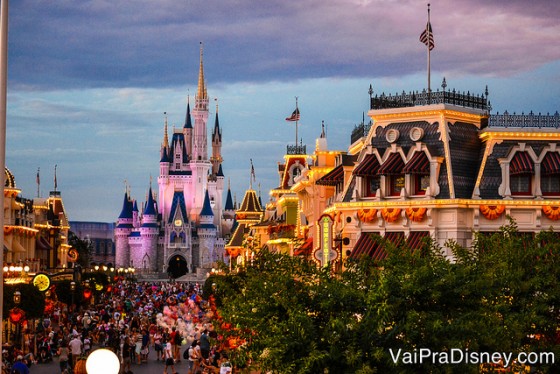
left=68, top=333, right=83, bottom=370
left=163, top=338, right=177, bottom=374
left=56, top=340, right=70, bottom=374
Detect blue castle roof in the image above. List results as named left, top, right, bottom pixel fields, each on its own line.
left=225, top=187, right=234, bottom=211
left=200, top=190, right=214, bottom=217
left=184, top=101, right=193, bottom=129
left=118, top=192, right=133, bottom=219
left=144, top=187, right=157, bottom=216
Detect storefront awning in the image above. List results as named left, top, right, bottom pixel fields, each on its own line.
left=542, top=152, right=560, bottom=176
left=378, top=153, right=405, bottom=176
left=316, top=165, right=344, bottom=186
left=509, top=152, right=534, bottom=175
left=353, top=154, right=380, bottom=177
left=407, top=231, right=430, bottom=251
left=403, top=152, right=430, bottom=174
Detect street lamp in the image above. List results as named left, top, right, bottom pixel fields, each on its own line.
left=70, top=281, right=76, bottom=312
left=13, top=290, right=21, bottom=305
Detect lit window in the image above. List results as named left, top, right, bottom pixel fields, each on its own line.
left=390, top=175, right=405, bottom=196
left=365, top=176, right=380, bottom=197
left=414, top=175, right=430, bottom=195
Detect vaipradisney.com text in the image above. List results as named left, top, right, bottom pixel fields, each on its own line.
left=389, top=348, right=555, bottom=367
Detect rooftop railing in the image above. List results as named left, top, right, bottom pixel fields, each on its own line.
left=488, top=111, right=560, bottom=128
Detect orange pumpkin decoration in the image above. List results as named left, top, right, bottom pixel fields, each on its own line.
left=226, top=247, right=241, bottom=257
left=405, top=207, right=427, bottom=222
left=479, top=204, right=506, bottom=220
left=381, top=208, right=401, bottom=223
left=357, top=208, right=377, bottom=223
left=9, top=307, right=25, bottom=324
left=542, top=206, right=560, bottom=221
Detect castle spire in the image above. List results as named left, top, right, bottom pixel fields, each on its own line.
left=184, top=96, right=192, bottom=129
left=197, top=42, right=207, bottom=101
left=163, top=112, right=169, bottom=148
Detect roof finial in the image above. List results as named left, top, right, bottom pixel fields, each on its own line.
left=124, top=179, right=128, bottom=194
left=197, top=42, right=207, bottom=101
left=163, top=112, right=169, bottom=148
left=321, top=120, right=325, bottom=138
left=228, top=177, right=231, bottom=190
left=215, top=97, right=218, bottom=113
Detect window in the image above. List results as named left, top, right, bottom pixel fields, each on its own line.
left=414, top=174, right=430, bottom=195
left=542, top=175, right=560, bottom=196
left=389, top=175, right=405, bottom=196
left=541, top=152, right=560, bottom=196
left=365, top=176, right=380, bottom=197
left=511, top=174, right=531, bottom=196
left=509, top=151, right=534, bottom=196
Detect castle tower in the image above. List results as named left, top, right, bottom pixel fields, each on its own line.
left=192, top=43, right=209, bottom=162
left=197, top=190, right=217, bottom=268
left=184, top=97, right=193, bottom=156
left=115, top=192, right=133, bottom=268
left=138, top=186, right=159, bottom=272
left=211, top=101, right=223, bottom=176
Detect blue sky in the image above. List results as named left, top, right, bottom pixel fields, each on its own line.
left=5, top=0, right=560, bottom=222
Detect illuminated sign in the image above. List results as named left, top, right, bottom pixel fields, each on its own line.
left=314, top=214, right=338, bottom=267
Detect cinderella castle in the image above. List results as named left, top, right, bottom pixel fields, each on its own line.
left=114, top=45, right=235, bottom=279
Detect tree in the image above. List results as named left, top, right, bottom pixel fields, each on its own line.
left=68, top=230, right=93, bottom=268
left=211, top=221, right=560, bottom=373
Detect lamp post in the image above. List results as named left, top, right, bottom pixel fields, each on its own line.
left=70, top=281, right=76, bottom=312
left=13, top=290, right=21, bottom=349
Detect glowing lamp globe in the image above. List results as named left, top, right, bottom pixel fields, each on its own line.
left=86, top=348, right=120, bottom=374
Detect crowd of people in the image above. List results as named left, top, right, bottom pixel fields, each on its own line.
left=2, top=279, right=233, bottom=374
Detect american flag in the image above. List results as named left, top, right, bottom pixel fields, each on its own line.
left=250, top=159, right=256, bottom=182
left=285, top=108, right=300, bottom=122
left=420, top=22, right=434, bottom=51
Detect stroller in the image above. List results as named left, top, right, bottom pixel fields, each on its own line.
left=37, top=338, right=52, bottom=363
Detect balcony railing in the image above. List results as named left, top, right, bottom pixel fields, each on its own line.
left=287, top=144, right=306, bottom=155
left=488, top=111, right=560, bottom=128
left=370, top=88, right=489, bottom=111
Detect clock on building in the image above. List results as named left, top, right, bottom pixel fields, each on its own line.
left=174, top=219, right=182, bottom=227
left=32, top=273, right=51, bottom=292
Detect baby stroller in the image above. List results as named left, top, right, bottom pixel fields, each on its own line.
left=37, top=338, right=52, bottom=363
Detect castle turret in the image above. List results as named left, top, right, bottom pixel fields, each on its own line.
left=115, top=192, right=134, bottom=268
left=137, top=186, right=159, bottom=272
left=211, top=102, right=223, bottom=176
left=197, top=190, right=216, bottom=268
left=184, top=97, right=193, bottom=156
left=192, top=42, right=209, bottom=162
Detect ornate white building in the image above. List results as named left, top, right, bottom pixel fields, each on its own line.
left=114, top=45, right=235, bottom=278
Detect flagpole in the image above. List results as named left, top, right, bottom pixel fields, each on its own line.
left=427, top=3, right=431, bottom=102
left=295, top=97, right=299, bottom=147
left=0, top=0, right=9, bottom=352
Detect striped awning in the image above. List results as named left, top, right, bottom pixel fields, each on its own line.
left=349, top=232, right=380, bottom=259
left=403, top=152, right=430, bottom=174
left=353, top=154, right=380, bottom=176
left=542, top=152, right=560, bottom=176
left=378, top=153, right=405, bottom=175
left=407, top=231, right=430, bottom=251
left=350, top=231, right=405, bottom=261
left=509, top=152, right=534, bottom=175
left=294, top=237, right=313, bottom=256
left=316, top=164, right=344, bottom=185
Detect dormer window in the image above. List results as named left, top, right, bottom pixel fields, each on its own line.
left=379, top=153, right=405, bottom=197
left=403, top=151, right=430, bottom=196
left=541, top=152, right=560, bottom=196
left=509, top=151, right=533, bottom=196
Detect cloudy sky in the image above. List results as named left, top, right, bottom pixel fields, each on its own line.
left=5, top=0, right=560, bottom=222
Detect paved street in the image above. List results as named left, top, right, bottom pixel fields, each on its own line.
left=29, top=345, right=188, bottom=374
